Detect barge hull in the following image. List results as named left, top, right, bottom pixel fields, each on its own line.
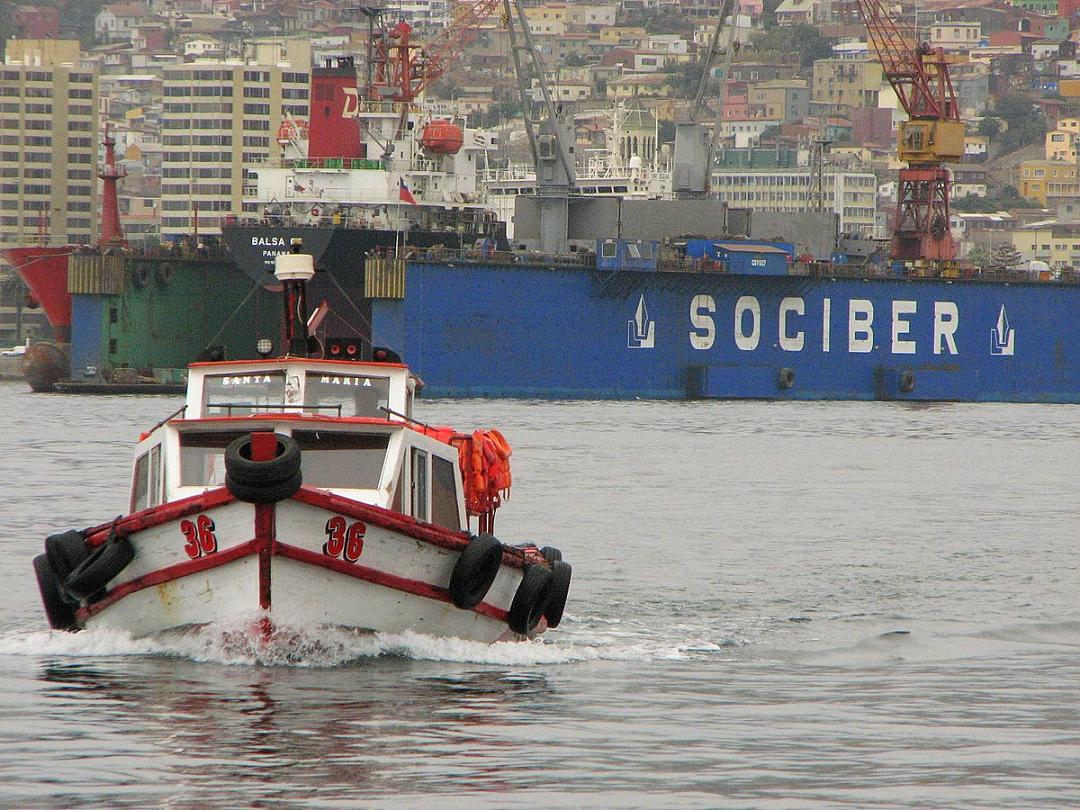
left=371, top=260, right=1080, bottom=403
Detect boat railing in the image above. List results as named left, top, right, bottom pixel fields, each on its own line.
left=401, top=245, right=596, bottom=269
left=206, top=403, right=344, bottom=416
left=278, top=157, right=387, bottom=171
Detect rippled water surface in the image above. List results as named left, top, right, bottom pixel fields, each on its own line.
left=2, top=382, right=1080, bottom=807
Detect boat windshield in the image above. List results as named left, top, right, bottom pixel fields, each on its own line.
left=180, top=430, right=246, bottom=486
left=203, top=372, right=286, bottom=416
left=304, top=372, right=391, bottom=418
left=179, top=429, right=390, bottom=490
left=293, top=430, right=389, bottom=489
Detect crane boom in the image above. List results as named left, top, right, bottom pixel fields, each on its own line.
left=370, top=0, right=502, bottom=103
left=854, top=0, right=959, bottom=121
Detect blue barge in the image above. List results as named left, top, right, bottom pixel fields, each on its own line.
left=367, top=244, right=1079, bottom=402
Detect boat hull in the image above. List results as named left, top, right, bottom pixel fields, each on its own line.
left=75, top=488, right=534, bottom=643
left=1, top=246, right=73, bottom=340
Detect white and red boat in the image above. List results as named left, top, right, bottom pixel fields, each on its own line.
left=32, top=242, right=571, bottom=643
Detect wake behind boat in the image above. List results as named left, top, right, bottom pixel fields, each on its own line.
left=32, top=240, right=572, bottom=643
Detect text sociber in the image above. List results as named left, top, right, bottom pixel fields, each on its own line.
left=688, top=295, right=960, bottom=354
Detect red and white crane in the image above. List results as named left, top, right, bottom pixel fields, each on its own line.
left=854, top=0, right=965, bottom=262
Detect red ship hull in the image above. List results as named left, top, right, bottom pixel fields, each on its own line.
left=2, top=246, right=74, bottom=340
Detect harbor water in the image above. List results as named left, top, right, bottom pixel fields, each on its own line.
left=2, top=381, right=1079, bottom=807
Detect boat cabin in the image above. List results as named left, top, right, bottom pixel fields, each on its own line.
left=128, top=357, right=468, bottom=533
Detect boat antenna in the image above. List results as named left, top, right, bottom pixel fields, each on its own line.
left=275, top=238, right=315, bottom=356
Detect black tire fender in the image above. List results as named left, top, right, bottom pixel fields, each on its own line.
left=65, top=534, right=135, bottom=601
left=448, top=533, right=503, bottom=609
left=45, top=529, right=91, bottom=581
left=155, top=263, right=175, bottom=287
left=778, top=367, right=795, bottom=390
left=539, top=546, right=562, bottom=564
left=543, top=560, right=572, bottom=628
left=899, top=369, right=915, bottom=393
left=34, top=554, right=78, bottom=631
left=131, top=263, right=151, bottom=288
left=224, top=433, right=301, bottom=489
left=508, top=564, right=554, bottom=635
left=224, top=469, right=303, bottom=504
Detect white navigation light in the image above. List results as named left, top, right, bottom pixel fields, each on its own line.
left=275, top=252, right=314, bottom=282
left=256, top=337, right=273, bottom=357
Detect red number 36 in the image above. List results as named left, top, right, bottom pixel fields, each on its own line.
left=324, top=516, right=365, bottom=562
left=180, top=514, right=218, bottom=559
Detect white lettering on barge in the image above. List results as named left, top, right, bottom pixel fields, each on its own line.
left=687, top=295, right=961, bottom=355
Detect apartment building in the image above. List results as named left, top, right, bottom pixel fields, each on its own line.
left=811, top=58, right=884, bottom=109
left=159, top=53, right=311, bottom=239
left=1017, top=161, right=1078, bottom=205
left=711, top=169, right=878, bottom=235
left=0, top=40, right=99, bottom=245
left=929, top=22, right=983, bottom=52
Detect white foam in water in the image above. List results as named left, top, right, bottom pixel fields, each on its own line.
left=0, top=612, right=746, bottom=667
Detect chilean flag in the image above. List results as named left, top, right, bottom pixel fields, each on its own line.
left=399, top=178, right=418, bottom=206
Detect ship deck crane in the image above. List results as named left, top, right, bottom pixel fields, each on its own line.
left=673, top=0, right=735, bottom=198
left=854, top=0, right=964, bottom=262
left=500, top=0, right=576, bottom=253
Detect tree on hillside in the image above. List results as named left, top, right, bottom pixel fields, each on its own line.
left=762, top=0, right=784, bottom=28
left=990, top=93, right=1047, bottom=153
left=749, top=25, right=832, bottom=69
left=668, top=61, right=705, bottom=98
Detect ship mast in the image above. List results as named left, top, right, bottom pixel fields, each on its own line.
left=98, top=123, right=127, bottom=248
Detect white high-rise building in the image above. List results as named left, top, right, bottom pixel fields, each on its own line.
left=711, top=169, right=878, bottom=236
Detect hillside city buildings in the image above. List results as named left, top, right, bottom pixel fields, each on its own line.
left=0, top=0, right=1079, bottom=274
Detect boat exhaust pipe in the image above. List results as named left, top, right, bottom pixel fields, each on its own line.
left=274, top=238, right=315, bottom=357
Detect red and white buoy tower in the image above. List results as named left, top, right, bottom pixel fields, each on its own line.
left=98, top=123, right=127, bottom=248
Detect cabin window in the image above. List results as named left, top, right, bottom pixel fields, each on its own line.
left=293, top=430, right=389, bottom=489
left=601, top=241, right=617, bottom=258
left=203, top=372, right=285, bottom=415
left=148, top=444, right=162, bottom=508
left=411, top=448, right=428, bottom=522
left=179, top=430, right=247, bottom=486
left=431, top=455, right=459, bottom=529
left=131, top=451, right=150, bottom=512
left=304, top=372, right=391, bottom=417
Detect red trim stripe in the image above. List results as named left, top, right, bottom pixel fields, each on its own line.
left=289, top=487, right=534, bottom=570
left=256, top=503, right=275, bottom=610
left=84, top=488, right=236, bottom=546
left=76, top=528, right=510, bottom=626
left=189, top=358, right=408, bottom=370
left=75, top=538, right=261, bottom=621
left=274, top=542, right=509, bottom=623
